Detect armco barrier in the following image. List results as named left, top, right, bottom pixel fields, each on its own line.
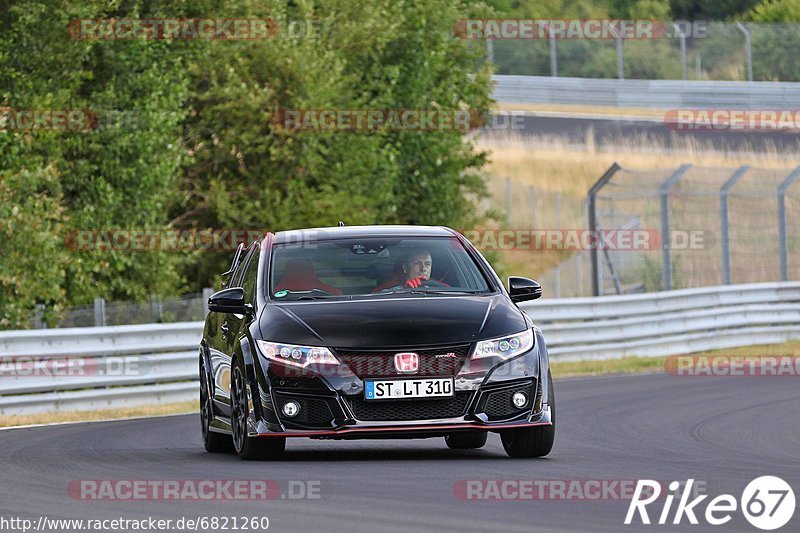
left=1, top=282, right=798, bottom=415
left=492, top=75, right=800, bottom=109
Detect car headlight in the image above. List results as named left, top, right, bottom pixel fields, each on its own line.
left=256, top=340, right=339, bottom=368
left=472, top=329, right=534, bottom=360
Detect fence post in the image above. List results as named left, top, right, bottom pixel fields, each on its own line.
left=33, top=304, right=46, bottom=329
left=529, top=186, right=537, bottom=228
left=659, top=164, right=692, bottom=291
left=611, top=26, right=624, bottom=79
left=505, top=176, right=512, bottom=220
left=735, top=22, right=753, bottom=81
left=93, top=297, right=107, bottom=327
left=588, top=163, right=621, bottom=296
left=202, top=287, right=214, bottom=317
left=555, top=191, right=562, bottom=227
left=720, top=166, right=749, bottom=285
left=486, top=38, right=493, bottom=63
left=150, top=295, right=162, bottom=323
left=778, top=167, right=800, bottom=281
left=547, top=24, right=558, bottom=77
left=673, top=23, right=687, bottom=80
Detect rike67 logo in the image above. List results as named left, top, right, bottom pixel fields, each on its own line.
left=626, top=477, right=795, bottom=530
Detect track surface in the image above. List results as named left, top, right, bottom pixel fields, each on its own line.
left=1, top=373, right=798, bottom=532
left=484, top=114, right=800, bottom=153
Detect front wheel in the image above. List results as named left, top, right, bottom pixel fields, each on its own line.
left=500, top=372, right=556, bottom=458
left=230, top=364, right=285, bottom=460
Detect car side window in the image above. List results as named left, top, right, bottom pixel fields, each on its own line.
left=231, top=246, right=255, bottom=288
left=241, top=243, right=260, bottom=304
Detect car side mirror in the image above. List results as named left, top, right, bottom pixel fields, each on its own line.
left=208, top=287, right=252, bottom=314
left=508, top=277, right=542, bottom=303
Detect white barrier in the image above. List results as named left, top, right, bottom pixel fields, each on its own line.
left=1, top=282, right=798, bottom=415
left=492, top=75, right=800, bottom=109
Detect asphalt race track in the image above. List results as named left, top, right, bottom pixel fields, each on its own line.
left=484, top=114, right=800, bottom=154
left=1, top=373, right=798, bottom=532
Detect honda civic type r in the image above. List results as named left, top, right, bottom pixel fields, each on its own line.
left=199, top=225, right=555, bottom=459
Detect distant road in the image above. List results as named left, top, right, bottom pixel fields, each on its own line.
left=483, top=113, right=800, bottom=154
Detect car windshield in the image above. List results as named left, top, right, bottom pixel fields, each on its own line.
left=269, top=237, right=491, bottom=300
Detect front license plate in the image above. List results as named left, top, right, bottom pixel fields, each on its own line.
left=364, top=377, right=454, bottom=401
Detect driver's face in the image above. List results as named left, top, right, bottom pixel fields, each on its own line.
left=405, top=252, right=432, bottom=280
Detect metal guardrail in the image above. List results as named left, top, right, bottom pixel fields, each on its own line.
left=1, top=282, right=798, bottom=415
left=492, top=75, right=800, bottom=109
left=520, top=282, right=800, bottom=361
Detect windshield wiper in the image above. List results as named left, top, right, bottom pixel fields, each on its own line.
left=275, top=288, right=336, bottom=300
left=420, top=290, right=478, bottom=295
left=362, top=288, right=427, bottom=297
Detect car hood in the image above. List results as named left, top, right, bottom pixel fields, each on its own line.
left=258, top=294, right=527, bottom=348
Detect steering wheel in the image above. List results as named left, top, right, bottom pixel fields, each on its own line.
left=417, top=278, right=448, bottom=288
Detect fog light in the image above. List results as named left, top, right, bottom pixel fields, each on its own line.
left=512, top=392, right=528, bottom=408
left=282, top=400, right=300, bottom=418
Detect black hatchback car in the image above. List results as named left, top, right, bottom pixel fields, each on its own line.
left=199, top=225, right=555, bottom=459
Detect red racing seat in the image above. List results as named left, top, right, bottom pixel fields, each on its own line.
left=274, top=259, right=343, bottom=295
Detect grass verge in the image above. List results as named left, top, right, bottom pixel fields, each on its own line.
left=552, top=341, right=800, bottom=379
left=0, top=400, right=195, bottom=428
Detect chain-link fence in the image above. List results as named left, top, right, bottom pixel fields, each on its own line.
left=30, top=290, right=213, bottom=329
left=482, top=175, right=592, bottom=298
left=483, top=165, right=800, bottom=298
left=590, top=164, right=800, bottom=295
left=490, top=22, right=800, bottom=82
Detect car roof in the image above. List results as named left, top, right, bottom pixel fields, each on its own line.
left=273, top=225, right=457, bottom=244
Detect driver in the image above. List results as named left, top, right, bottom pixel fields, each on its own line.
left=402, top=248, right=433, bottom=288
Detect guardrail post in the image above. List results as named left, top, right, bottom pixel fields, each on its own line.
left=778, top=167, right=800, bottom=281
left=93, top=297, right=107, bottom=327
left=588, top=163, right=621, bottom=296
left=659, top=164, right=692, bottom=291
left=720, top=166, right=749, bottom=285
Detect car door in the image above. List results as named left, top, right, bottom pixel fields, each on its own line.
left=210, top=244, right=254, bottom=416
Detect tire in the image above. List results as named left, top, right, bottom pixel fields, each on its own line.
left=445, top=431, right=488, bottom=450
left=230, top=364, right=286, bottom=460
left=500, top=372, right=556, bottom=458
left=200, top=356, right=233, bottom=453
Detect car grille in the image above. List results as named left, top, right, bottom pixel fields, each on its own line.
left=480, top=381, right=536, bottom=420
left=333, top=344, right=471, bottom=378
left=346, top=392, right=473, bottom=421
